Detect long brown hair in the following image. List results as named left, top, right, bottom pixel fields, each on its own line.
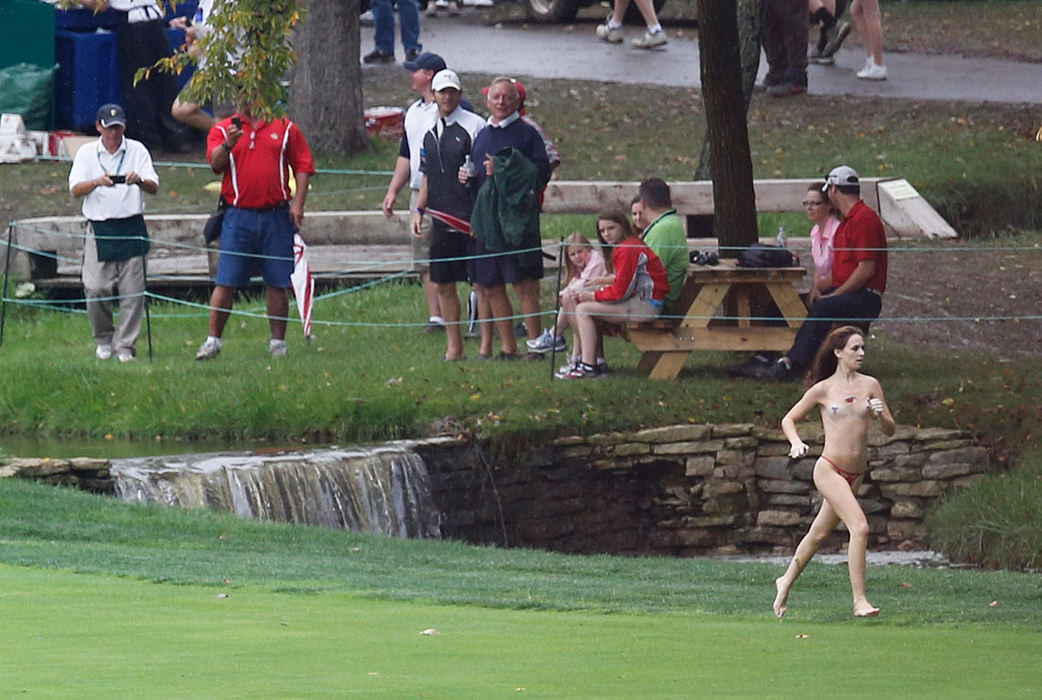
left=594, top=209, right=632, bottom=274
left=561, top=231, right=596, bottom=286
left=805, top=325, right=864, bottom=387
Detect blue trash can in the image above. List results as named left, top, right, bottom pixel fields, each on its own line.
left=54, top=29, right=122, bottom=131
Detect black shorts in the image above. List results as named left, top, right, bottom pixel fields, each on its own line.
left=470, top=234, right=544, bottom=287
left=429, top=224, right=474, bottom=284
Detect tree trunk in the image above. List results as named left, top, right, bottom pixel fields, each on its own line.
left=694, top=0, right=759, bottom=256
left=290, top=0, right=368, bottom=155
left=695, top=0, right=762, bottom=177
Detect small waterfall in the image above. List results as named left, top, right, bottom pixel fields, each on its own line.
left=111, top=445, right=442, bottom=538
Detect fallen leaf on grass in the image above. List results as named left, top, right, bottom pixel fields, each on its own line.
left=795, top=634, right=810, bottom=639
left=420, top=628, right=439, bottom=636
left=989, top=600, right=999, bottom=607
left=901, top=582, right=913, bottom=588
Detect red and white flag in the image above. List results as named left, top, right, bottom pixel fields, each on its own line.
left=415, top=207, right=471, bottom=235
left=291, top=233, right=314, bottom=339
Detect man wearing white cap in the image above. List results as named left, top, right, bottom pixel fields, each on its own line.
left=411, top=69, right=486, bottom=361
left=68, top=103, right=159, bottom=362
left=755, top=165, right=888, bottom=380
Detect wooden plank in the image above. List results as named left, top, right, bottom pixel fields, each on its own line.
left=681, top=282, right=730, bottom=328
left=764, top=282, right=808, bottom=328
left=646, top=352, right=690, bottom=380
left=541, top=179, right=885, bottom=216
left=876, top=179, right=957, bottom=239
left=626, top=326, right=798, bottom=353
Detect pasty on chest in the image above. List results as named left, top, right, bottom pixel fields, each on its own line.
left=829, top=395, right=861, bottom=414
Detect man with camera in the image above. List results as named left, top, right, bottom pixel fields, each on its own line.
left=68, top=103, right=159, bottom=363
left=194, top=102, right=315, bottom=360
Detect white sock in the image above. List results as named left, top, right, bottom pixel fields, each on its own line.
left=207, top=335, right=221, bottom=345
left=608, top=19, right=622, bottom=29
left=429, top=316, right=446, bottom=325
left=647, top=24, right=662, bottom=34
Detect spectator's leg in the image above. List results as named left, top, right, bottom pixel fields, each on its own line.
left=371, top=0, right=395, bottom=54
left=397, top=0, right=422, bottom=54
left=207, top=285, right=235, bottom=338
left=437, top=282, right=464, bottom=359
left=266, top=286, right=289, bottom=341
left=514, top=278, right=541, bottom=341
left=483, top=284, right=518, bottom=355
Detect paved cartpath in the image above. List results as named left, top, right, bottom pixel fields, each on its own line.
left=363, top=20, right=1042, bottom=104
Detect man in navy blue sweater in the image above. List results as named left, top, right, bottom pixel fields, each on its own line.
left=465, top=77, right=551, bottom=360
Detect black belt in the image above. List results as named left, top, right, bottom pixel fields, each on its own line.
left=230, top=201, right=289, bottom=213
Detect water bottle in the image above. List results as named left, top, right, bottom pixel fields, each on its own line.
left=775, top=225, right=787, bottom=248
left=463, top=154, right=477, bottom=178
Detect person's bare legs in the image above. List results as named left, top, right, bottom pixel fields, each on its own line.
left=477, top=290, right=493, bottom=357
left=479, top=284, right=518, bottom=355
left=809, top=0, right=836, bottom=16
left=437, top=282, right=464, bottom=359
left=813, top=468, right=878, bottom=616
left=206, top=285, right=235, bottom=337
left=266, top=286, right=289, bottom=340
left=557, top=295, right=582, bottom=359
left=514, top=278, right=541, bottom=340
left=613, top=0, right=660, bottom=28
left=775, top=461, right=879, bottom=618
left=574, top=301, right=625, bottom=365
left=423, top=271, right=442, bottom=324
left=850, top=0, right=884, bottom=66
left=773, top=485, right=840, bottom=618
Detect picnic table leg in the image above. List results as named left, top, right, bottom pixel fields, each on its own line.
left=765, top=283, right=808, bottom=327
left=647, top=351, right=689, bottom=380
left=638, top=351, right=663, bottom=372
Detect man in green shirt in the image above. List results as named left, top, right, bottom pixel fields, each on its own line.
left=638, top=178, right=688, bottom=313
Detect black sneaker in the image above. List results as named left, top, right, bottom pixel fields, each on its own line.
left=363, top=49, right=395, bottom=64
left=758, top=359, right=798, bottom=382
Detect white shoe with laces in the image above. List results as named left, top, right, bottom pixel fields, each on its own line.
left=856, top=62, right=887, bottom=80
left=95, top=344, right=113, bottom=360
left=631, top=29, right=667, bottom=49
left=596, top=17, right=623, bottom=44
left=195, top=337, right=222, bottom=360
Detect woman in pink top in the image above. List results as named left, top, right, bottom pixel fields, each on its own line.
left=805, top=182, right=841, bottom=308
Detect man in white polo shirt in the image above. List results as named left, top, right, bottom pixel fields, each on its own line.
left=68, top=103, right=159, bottom=362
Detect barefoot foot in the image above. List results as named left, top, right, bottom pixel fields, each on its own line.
left=853, top=602, right=880, bottom=617
left=773, top=577, right=790, bottom=618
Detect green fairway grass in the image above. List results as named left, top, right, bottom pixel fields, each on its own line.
left=3, top=564, right=1041, bottom=697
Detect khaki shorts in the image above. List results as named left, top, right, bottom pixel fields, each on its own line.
left=409, top=189, right=433, bottom=273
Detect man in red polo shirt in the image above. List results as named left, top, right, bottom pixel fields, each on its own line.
left=756, top=165, right=887, bottom=380
left=195, top=101, right=315, bottom=360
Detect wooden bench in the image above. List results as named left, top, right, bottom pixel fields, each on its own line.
left=622, top=260, right=807, bottom=380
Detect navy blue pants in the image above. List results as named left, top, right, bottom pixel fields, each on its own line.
left=788, top=288, right=882, bottom=369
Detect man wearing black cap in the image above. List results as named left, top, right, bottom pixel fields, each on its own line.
left=752, top=165, right=888, bottom=380
left=382, top=53, right=473, bottom=333
left=68, top=103, right=159, bottom=363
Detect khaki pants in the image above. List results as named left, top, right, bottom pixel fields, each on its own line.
left=82, top=231, right=146, bottom=356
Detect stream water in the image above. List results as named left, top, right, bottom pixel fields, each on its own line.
left=110, top=444, right=442, bottom=538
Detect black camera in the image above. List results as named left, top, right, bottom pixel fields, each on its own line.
left=109, top=174, right=126, bottom=184
left=232, top=116, right=242, bottom=129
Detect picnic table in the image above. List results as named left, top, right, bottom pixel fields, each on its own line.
left=623, top=260, right=807, bottom=380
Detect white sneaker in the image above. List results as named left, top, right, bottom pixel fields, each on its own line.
left=95, top=344, right=113, bottom=360
left=857, top=62, right=887, bottom=80
left=359, top=9, right=374, bottom=24
left=118, top=351, right=135, bottom=363
left=473, top=0, right=493, bottom=6
left=269, top=339, right=288, bottom=358
left=195, top=337, right=222, bottom=360
left=596, top=17, right=623, bottom=44
left=632, top=29, right=667, bottom=49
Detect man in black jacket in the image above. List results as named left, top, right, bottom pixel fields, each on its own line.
left=410, top=70, right=486, bottom=361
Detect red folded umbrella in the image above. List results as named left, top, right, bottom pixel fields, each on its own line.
left=415, top=207, right=471, bottom=235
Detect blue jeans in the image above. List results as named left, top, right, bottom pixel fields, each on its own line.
left=372, top=0, right=421, bottom=55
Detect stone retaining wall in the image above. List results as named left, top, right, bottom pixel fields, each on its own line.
left=2, top=423, right=990, bottom=555
left=415, top=423, right=991, bottom=555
